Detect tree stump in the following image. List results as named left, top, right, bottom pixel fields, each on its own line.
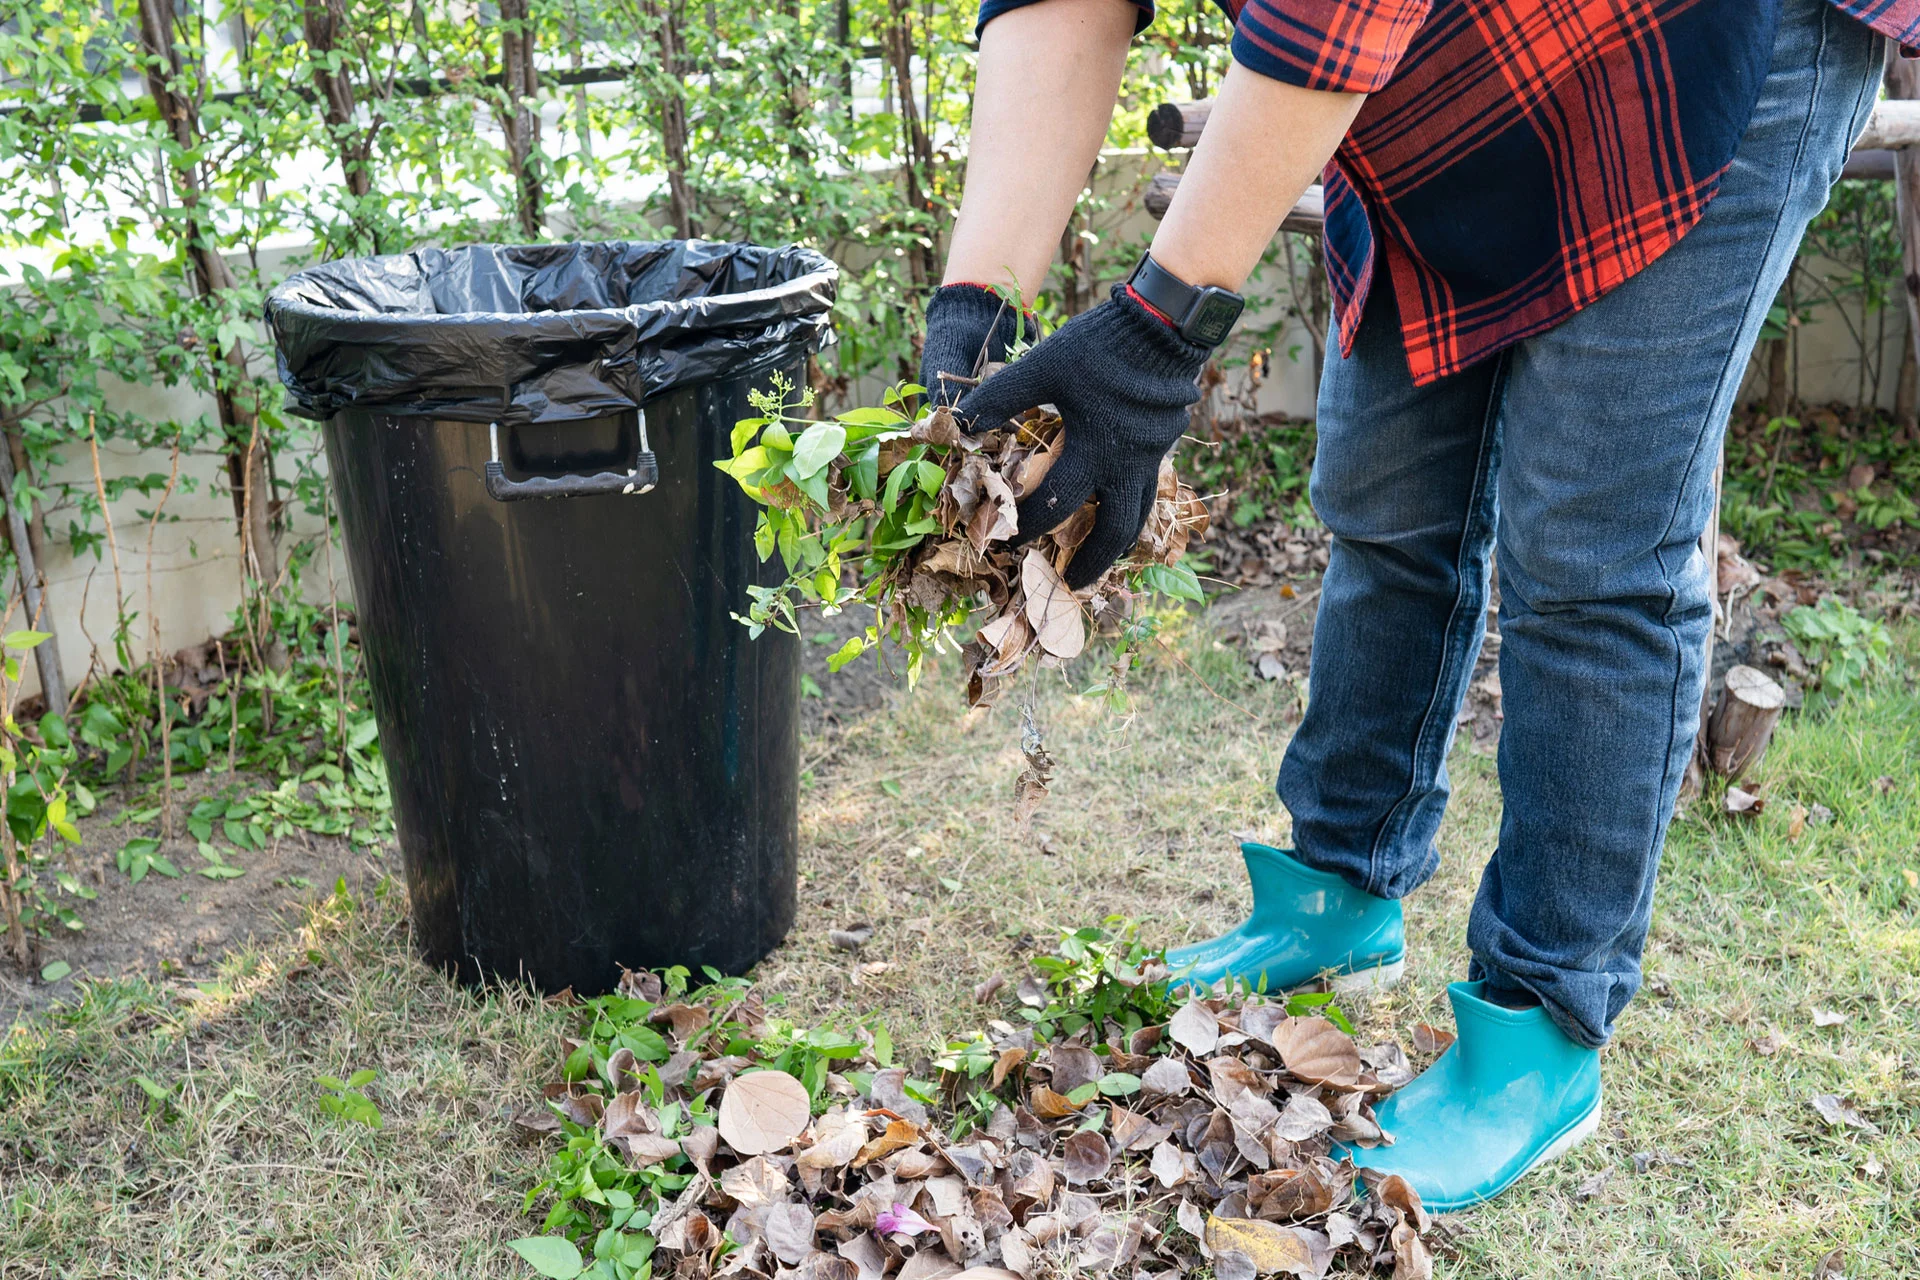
left=1706, top=665, right=1786, bottom=782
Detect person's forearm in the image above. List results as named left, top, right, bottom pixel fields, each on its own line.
left=1150, top=62, right=1366, bottom=292
left=942, top=0, right=1136, bottom=299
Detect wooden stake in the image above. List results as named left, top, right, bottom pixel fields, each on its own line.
left=1706, top=665, right=1787, bottom=782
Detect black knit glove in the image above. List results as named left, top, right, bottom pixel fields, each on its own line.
left=955, top=284, right=1211, bottom=589
left=920, top=284, right=1034, bottom=406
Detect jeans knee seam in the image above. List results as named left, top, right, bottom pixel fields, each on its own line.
left=1364, top=354, right=1508, bottom=896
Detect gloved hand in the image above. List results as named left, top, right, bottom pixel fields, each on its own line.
left=920, top=283, right=1035, bottom=406
left=955, top=283, right=1212, bottom=589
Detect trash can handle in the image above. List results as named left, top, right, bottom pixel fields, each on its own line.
left=483, top=415, right=659, bottom=502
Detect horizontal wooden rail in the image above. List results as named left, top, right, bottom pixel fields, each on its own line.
left=1143, top=99, right=1920, bottom=226
left=1144, top=171, right=1325, bottom=232
left=1149, top=97, right=1920, bottom=153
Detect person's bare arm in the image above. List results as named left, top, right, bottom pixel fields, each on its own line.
left=1150, top=61, right=1365, bottom=292
left=941, top=0, right=1137, bottom=298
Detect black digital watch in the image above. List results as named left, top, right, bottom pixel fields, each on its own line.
left=1127, top=252, right=1246, bottom=347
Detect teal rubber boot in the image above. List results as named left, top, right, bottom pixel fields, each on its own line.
left=1165, top=843, right=1405, bottom=994
left=1341, top=981, right=1602, bottom=1212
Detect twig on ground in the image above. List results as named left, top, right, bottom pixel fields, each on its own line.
left=1151, top=634, right=1260, bottom=721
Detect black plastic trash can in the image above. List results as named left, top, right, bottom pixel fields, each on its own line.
left=267, top=241, right=836, bottom=994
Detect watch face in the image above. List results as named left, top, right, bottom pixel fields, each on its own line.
left=1188, top=291, right=1243, bottom=346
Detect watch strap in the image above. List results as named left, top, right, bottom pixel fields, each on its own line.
left=1127, top=253, right=1244, bottom=346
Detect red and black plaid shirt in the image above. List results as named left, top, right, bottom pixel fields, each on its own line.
left=978, top=0, right=1920, bottom=385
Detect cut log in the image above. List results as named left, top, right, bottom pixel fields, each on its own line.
left=1147, top=98, right=1213, bottom=150
left=1149, top=95, right=1920, bottom=157
left=1145, top=171, right=1325, bottom=233
left=1706, top=665, right=1786, bottom=783
left=1854, top=98, right=1920, bottom=151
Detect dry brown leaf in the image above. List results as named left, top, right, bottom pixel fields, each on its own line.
left=623, top=1132, right=682, bottom=1168
left=1409, top=1024, right=1455, bottom=1056
left=1203, top=1214, right=1326, bottom=1278
left=1149, top=1140, right=1189, bottom=1188
left=1271, top=1092, right=1334, bottom=1143
left=1269, top=1017, right=1361, bottom=1088
left=1170, top=1000, right=1220, bottom=1056
left=1248, top=1167, right=1336, bottom=1222
left=758, top=1203, right=818, bottom=1266
left=718, top=1069, right=812, bottom=1155
left=990, top=1046, right=1027, bottom=1090
left=1141, top=1056, right=1193, bottom=1097
left=1374, top=1173, right=1430, bottom=1234
left=1027, top=1084, right=1082, bottom=1119
left=1062, top=1130, right=1112, bottom=1185
left=1388, top=1219, right=1432, bottom=1280
left=855, top=1118, right=923, bottom=1166
left=721, top=1155, right=793, bottom=1207
left=1019, top=548, right=1085, bottom=660
left=838, top=1235, right=888, bottom=1280
left=1110, top=1104, right=1172, bottom=1152
left=1047, top=1045, right=1102, bottom=1096
left=968, top=471, right=1020, bottom=552
left=896, top=1248, right=961, bottom=1280
left=1809, top=1094, right=1880, bottom=1134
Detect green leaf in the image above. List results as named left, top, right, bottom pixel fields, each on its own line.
left=148, top=855, right=181, bottom=879
left=196, top=864, right=246, bottom=880
left=1095, top=1072, right=1141, bottom=1096
left=730, top=417, right=769, bottom=454
left=346, top=1068, right=378, bottom=1088
left=3, top=629, right=51, bottom=650
left=793, top=466, right=832, bottom=510
left=40, top=960, right=70, bottom=983
left=1141, top=561, right=1205, bottom=603
left=1066, top=1082, right=1101, bottom=1106
left=836, top=406, right=908, bottom=427
left=882, top=451, right=920, bottom=510
left=825, top=636, right=866, bottom=673
left=915, top=460, right=944, bottom=497
left=132, top=1074, right=171, bottom=1104
left=509, top=1236, right=586, bottom=1279
left=790, top=421, right=847, bottom=480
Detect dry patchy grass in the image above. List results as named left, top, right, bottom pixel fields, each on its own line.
left=4, top=612, right=1915, bottom=1278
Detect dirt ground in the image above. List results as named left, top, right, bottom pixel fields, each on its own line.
left=3, top=772, right=387, bottom=1025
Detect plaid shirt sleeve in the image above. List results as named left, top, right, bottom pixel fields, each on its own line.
left=1228, top=0, right=1432, bottom=93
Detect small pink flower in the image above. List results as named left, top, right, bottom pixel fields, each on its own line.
left=876, top=1203, right=935, bottom=1237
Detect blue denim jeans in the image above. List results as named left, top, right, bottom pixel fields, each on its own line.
left=1278, top=0, right=1883, bottom=1049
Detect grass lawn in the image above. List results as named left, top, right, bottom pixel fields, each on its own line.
left=3, top=615, right=1914, bottom=1279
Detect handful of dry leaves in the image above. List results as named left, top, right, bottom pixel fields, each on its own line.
left=717, top=374, right=1212, bottom=708
left=516, top=958, right=1440, bottom=1280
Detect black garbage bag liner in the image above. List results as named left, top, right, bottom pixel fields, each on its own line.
left=266, top=240, right=837, bottom=424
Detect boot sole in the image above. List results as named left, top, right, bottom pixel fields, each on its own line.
left=1325, top=957, right=1406, bottom=996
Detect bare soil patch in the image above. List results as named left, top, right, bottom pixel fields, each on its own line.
left=3, top=772, right=386, bottom=1025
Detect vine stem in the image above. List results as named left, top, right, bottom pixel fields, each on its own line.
left=146, top=437, right=181, bottom=840
left=0, top=587, right=26, bottom=965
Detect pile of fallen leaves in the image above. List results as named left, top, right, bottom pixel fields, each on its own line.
left=716, top=373, right=1211, bottom=711
left=513, top=950, right=1441, bottom=1280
